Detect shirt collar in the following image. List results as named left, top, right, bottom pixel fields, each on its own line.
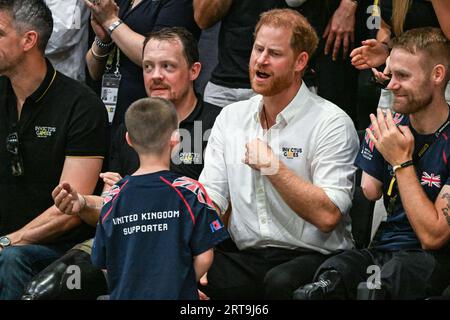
left=252, top=81, right=311, bottom=125
left=27, top=59, right=57, bottom=104
left=180, top=93, right=202, bottom=125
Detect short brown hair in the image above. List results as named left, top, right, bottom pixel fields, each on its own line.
left=393, top=27, right=450, bottom=82
left=254, top=8, right=318, bottom=58
left=125, top=98, right=178, bottom=155
left=142, top=27, right=199, bottom=67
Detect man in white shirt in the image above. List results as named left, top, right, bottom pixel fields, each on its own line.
left=198, top=8, right=359, bottom=299
left=45, top=0, right=89, bottom=81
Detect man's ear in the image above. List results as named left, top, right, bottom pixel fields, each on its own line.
left=431, top=64, right=447, bottom=86
left=125, top=132, right=133, bottom=148
left=22, top=30, right=39, bottom=52
left=190, top=62, right=202, bottom=82
left=294, top=51, right=309, bottom=74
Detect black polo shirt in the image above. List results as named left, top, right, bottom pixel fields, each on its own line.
left=0, top=60, right=108, bottom=243
left=109, top=98, right=221, bottom=180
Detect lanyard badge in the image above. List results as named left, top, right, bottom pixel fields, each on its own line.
left=101, top=48, right=122, bottom=124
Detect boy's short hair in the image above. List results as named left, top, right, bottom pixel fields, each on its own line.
left=393, top=27, right=450, bottom=83
left=125, top=98, right=178, bottom=155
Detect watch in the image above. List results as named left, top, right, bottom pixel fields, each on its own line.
left=107, top=19, right=123, bottom=35
left=0, top=236, right=11, bottom=248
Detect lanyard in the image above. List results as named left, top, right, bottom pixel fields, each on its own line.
left=105, top=47, right=121, bottom=77
left=386, top=118, right=450, bottom=214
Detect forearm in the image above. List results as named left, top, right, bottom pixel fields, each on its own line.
left=376, top=19, right=392, bottom=45
left=7, top=206, right=82, bottom=245
left=193, top=249, right=213, bottom=281
left=193, top=0, right=232, bottom=29
left=104, top=22, right=145, bottom=66
left=430, top=0, right=450, bottom=39
left=396, top=166, right=444, bottom=247
left=86, top=46, right=109, bottom=81
left=267, top=161, right=341, bottom=233
left=78, top=195, right=104, bottom=227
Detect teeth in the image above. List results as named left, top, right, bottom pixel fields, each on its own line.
left=257, top=71, right=269, bottom=78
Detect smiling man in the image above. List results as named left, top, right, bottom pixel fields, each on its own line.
left=295, top=27, right=450, bottom=300
left=198, top=9, right=359, bottom=299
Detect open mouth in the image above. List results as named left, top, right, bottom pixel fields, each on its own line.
left=255, top=71, right=270, bottom=81
left=256, top=71, right=270, bottom=79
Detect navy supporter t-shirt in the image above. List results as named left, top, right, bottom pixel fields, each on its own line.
left=92, top=170, right=229, bottom=299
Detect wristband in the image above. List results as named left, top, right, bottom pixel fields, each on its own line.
left=393, top=160, right=413, bottom=173
left=94, top=36, right=113, bottom=49
left=91, top=47, right=110, bottom=60
left=107, top=19, right=123, bottom=35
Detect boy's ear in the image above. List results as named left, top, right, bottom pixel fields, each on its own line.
left=125, top=132, right=133, bottom=147
left=170, top=129, right=180, bottom=148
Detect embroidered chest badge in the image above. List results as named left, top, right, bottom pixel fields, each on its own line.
left=421, top=172, right=441, bottom=188
left=281, top=147, right=302, bottom=159
left=35, top=126, right=56, bottom=138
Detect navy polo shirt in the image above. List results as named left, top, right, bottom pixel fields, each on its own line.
left=355, top=110, right=450, bottom=251
left=92, top=170, right=229, bottom=299
left=109, top=98, right=221, bottom=180
left=0, top=60, right=108, bottom=243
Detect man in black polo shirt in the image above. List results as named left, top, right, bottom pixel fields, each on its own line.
left=22, top=27, right=221, bottom=299
left=0, top=0, right=108, bottom=299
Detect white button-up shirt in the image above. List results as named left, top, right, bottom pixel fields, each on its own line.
left=199, top=83, right=359, bottom=254
left=45, top=0, right=89, bottom=82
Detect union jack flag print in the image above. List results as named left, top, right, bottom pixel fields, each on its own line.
left=421, top=172, right=441, bottom=188
left=172, top=177, right=215, bottom=210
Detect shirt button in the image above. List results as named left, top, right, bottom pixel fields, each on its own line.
left=261, top=218, right=266, bottom=224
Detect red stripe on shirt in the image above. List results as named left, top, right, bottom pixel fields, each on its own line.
left=160, top=176, right=196, bottom=225
left=102, top=179, right=130, bottom=223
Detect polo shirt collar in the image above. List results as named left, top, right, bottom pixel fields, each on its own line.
left=253, top=81, right=311, bottom=125
left=27, top=59, right=57, bottom=104
left=180, top=94, right=202, bottom=125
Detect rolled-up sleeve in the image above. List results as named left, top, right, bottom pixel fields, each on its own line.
left=199, top=112, right=230, bottom=214
left=311, top=114, right=359, bottom=215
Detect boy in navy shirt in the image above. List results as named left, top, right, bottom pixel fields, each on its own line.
left=91, top=97, right=229, bottom=299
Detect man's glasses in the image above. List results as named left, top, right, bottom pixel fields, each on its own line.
left=6, top=132, right=24, bottom=176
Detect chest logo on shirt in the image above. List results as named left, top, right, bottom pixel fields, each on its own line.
left=281, top=147, right=302, bottom=159
left=421, top=172, right=441, bottom=188
left=179, top=152, right=201, bottom=164
left=35, top=126, right=56, bottom=138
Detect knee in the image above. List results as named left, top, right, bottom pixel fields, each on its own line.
left=0, top=246, right=29, bottom=270
left=263, top=269, right=295, bottom=299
